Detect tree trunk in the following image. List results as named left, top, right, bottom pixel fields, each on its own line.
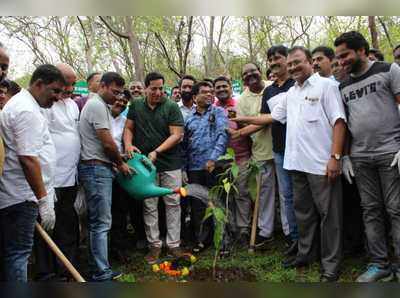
left=368, top=16, right=379, bottom=49
left=247, top=17, right=254, bottom=61
left=125, top=16, right=145, bottom=82
left=206, top=16, right=215, bottom=77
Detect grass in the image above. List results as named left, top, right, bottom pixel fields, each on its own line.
left=112, top=235, right=367, bottom=282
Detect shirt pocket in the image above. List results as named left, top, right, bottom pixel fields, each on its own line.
left=302, top=101, right=320, bottom=123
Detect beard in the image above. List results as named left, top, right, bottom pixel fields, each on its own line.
left=181, top=91, right=192, bottom=101
left=350, top=57, right=363, bottom=74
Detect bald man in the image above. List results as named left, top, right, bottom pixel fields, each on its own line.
left=36, top=63, right=81, bottom=280
left=0, top=45, right=9, bottom=82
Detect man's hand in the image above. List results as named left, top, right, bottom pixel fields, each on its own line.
left=205, top=160, right=216, bottom=173
left=390, top=150, right=400, bottom=175
left=38, top=193, right=56, bottom=231
left=342, top=155, right=355, bottom=184
left=148, top=151, right=158, bottom=163
left=326, top=158, right=341, bottom=183
left=117, top=162, right=133, bottom=177
left=182, top=170, right=188, bottom=185
left=227, top=128, right=241, bottom=139
left=231, top=116, right=249, bottom=123
left=124, top=144, right=141, bottom=159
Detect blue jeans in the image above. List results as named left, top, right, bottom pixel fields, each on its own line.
left=0, top=201, right=38, bottom=282
left=78, top=163, right=114, bottom=281
left=274, top=152, right=298, bottom=241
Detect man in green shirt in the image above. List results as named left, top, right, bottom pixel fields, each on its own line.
left=123, top=72, right=185, bottom=264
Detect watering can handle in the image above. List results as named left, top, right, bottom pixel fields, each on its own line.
left=140, top=157, right=156, bottom=173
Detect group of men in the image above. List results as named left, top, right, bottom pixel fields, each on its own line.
left=0, top=31, right=400, bottom=283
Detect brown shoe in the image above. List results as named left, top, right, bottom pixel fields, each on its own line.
left=145, top=246, right=161, bottom=264
left=167, top=247, right=186, bottom=258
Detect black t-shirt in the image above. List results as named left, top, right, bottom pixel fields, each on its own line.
left=260, top=79, right=295, bottom=153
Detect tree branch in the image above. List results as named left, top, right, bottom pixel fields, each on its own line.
left=99, top=16, right=129, bottom=39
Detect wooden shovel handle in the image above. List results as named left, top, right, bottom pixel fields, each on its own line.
left=35, top=222, right=86, bottom=282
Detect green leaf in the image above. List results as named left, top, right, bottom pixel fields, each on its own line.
left=248, top=170, right=258, bottom=202
left=203, top=206, right=214, bottom=221
left=231, top=163, right=239, bottom=179
left=223, top=181, right=231, bottom=193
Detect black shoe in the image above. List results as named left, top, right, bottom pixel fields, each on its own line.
left=320, top=274, right=339, bottom=282
left=255, top=234, right=274, bottom=250
left=284, top=240, right=298, bottom=256
left=282, top=257, right=308, bottom=269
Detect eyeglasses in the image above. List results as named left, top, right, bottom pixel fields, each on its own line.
left=110, top=88, right=124, bottom=97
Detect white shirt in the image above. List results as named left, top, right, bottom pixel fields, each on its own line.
left=272, top=74, right=346, bottom=175
left=42, top=98, right=80, bottom=187
left=111, top=113, right=127, bottom=153
left=0, top=89, right=56, bottom=209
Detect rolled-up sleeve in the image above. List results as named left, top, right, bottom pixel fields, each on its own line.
left=271, top=92, right=288, bottom=124
left=13, top=111, right=43, bottom=156
left=322, top=82, right=347, bottom=126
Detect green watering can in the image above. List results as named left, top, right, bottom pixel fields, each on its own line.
left=116, top=153, right=187, bottom=200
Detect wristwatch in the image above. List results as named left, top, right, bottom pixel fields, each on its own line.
left=330, top=154, right=341, bottom=161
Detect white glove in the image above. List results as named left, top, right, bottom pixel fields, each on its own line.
left=182, top=170, right=188, bottom=185
left=38, top=192, right=56, bottom=231
left=390, top=150, right=400, bottom=175
left=342, top=155, right=355, bottom=184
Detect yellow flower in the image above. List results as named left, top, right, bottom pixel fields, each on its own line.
left=181, top=267, right=190, bottom=276
left=152, top=264, right=160, bottom=273
left=190, top=255, right=197, bottom=263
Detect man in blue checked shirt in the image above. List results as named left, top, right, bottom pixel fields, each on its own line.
left=182, top=81, right=229, bottom=252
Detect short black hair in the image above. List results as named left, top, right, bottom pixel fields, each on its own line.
left=288, top=46, right=313, bottom=61
left=213, top=76, right=231, bottom=86
left=100, top=72, right=125, bottom=87
left=243, top=62, right=261, bottom=72
left=144, top=72, right=164, bottom=87
left=311, top=46, right=335, bottom=61
left=123, top=89, right=132, bottom=101
left=203, top=78, right=214, bottom=87
left=334, top=31, right=370, bottom=55
left=267, top=45, right=289, bottom=59
left=172, top=85, right=179, bottom=91
left=394, top=44, right=400, bottom=53
left=86, top=72, right=101, bottom=83
left=4, top=79, right=21, bottom=96
left=192, top=81, right=213, bottom=96
left=29, top=64, right=66, bottom=86
left=369, top=48, right=384, bottom=61
left=179, top=74, right=196, bottom=87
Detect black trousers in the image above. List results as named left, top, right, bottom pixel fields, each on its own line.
left=34, top=186, right=79, bottom=278
left=187, top=170, right=217, bottom=246
left=111, top=181, right=146, bottom=251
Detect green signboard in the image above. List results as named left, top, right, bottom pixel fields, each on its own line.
left=74, top=80, right=89, bottom=96
left=232, top=79, right=243, bottom=95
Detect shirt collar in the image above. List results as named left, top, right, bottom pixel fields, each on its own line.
left=193, top=104, right=213, bottom=115
left=294, top=73, right=318, bottom=89
left=145, top=96, right=167, bottom=110
left=215, top=98, right=235, bottom=108
left=22, top=89, right=42, bottom=111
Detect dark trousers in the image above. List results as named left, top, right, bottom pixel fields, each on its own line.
left=352, top=153, right=400, bottom=268
left=34, top=186, right=79, bottom=279
left=111, top=181, right=146, bottom=250
left=0, top=201, right=38, bottom=282
left=187, top=170, right=216, bottom=246
left=291, top=171, right=343, bottom=277
left=342, top=177, right=364, bottom=255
